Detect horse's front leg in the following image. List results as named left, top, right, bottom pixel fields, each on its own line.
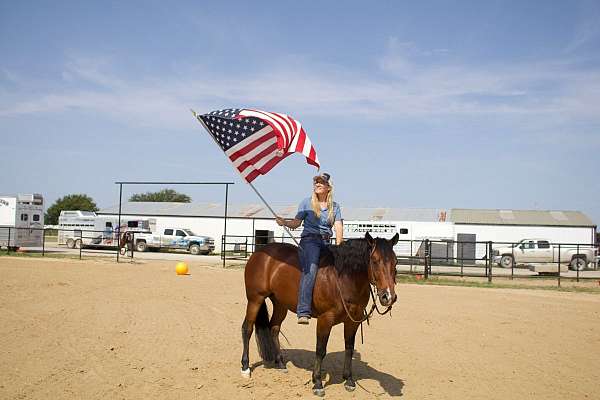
left=312, top=315, right=333, bottom=397
left=342, top=321, right=360, bottom=391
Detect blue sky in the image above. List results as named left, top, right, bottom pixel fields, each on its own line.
left=1, top=1, right=599, bottom=224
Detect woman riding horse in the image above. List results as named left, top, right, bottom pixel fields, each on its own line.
left=241, top=230, right=399, bottom=396
left=276, top=172, right=343, bottom=325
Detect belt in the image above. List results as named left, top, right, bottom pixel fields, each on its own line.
left=302, top=233, right=331, bottom=241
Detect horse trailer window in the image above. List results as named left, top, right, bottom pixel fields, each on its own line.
left=33, top=214, right=40, bottom=221
left=20, top=214, right=28, bottom=221
left=128, top=221, right=139, bottom=228
left=399, top=228, right=408, bottom=234
left=164, top=229, right=173, bottom=235
left=106, top=222, right=112, bottom=228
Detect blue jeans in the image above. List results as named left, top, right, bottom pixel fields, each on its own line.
left=297, top=237, right=328, bottom=317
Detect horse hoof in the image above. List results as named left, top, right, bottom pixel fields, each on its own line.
left=312, top=388, right=325, bottom=397
left=344, top=383, right=356, bottom=392
left=241, top=368, right=251, bottom=378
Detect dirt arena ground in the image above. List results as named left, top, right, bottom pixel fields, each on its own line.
left=1, top=257, right=599, bottom=399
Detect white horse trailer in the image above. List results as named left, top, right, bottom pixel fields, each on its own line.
left=343, top=220, right=455, bottom=258
left=58, top=210, right=153, bottom=249
left=0, top=194, right=44, bottom=249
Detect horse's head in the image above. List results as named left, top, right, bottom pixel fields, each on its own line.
left=365, top=232, right=399, bottom=307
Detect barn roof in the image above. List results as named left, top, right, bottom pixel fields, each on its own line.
left=450, top=209, right=595, bottom=227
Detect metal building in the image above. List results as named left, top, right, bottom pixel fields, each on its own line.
left=98, top=203, right=596, bottom=255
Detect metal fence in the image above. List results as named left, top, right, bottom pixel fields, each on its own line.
left=2, top=227, right=598, bottom=287
left=0, top=226, right=134, bottom=261
left=220, top=234, right=599, bottom=286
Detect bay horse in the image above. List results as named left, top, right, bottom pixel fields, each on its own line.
left=241, top=232, right=399, bottom=396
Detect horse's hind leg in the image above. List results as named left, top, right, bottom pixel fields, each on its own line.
left=269, top=298, right=288, bottom=371
left=241, top=298, right=263, bottom=378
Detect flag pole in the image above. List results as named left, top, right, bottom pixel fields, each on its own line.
left=191, top=109, right=300, bottom=246
left=247, top=181, right=300, bottom=246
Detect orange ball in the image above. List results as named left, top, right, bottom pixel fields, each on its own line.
left=175, top=262, right=188, bottom=275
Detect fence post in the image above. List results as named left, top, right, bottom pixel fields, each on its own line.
left=488, top=241, right=493, bottom=283
left=7, top=227, right=10, bottom=254
left=410, top=240, right=413, bottom=273
left=79, top=231, right=83, bottom=260
left=221, top=235, right=226, bottom=264
left=511, top=243, right=514, bottom=280
left=42, top=228, right=46, bottom=256
left=429, top=240, right=433, bottom=277
left=557, top=244, right=561, bottom=288
left=424, top=239, right=430, bottom=280
left=576, top=243, right=580, bottom=283
left=460, top=240, right=464, bottom=276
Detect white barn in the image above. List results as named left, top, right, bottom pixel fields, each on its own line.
left=98, top=203, right=596, bottom=256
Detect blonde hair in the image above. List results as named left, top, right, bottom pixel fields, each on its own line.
left=311, top=182, right=335, bottom=224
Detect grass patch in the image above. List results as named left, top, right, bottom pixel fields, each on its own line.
left=396, top=275, right=600, bottom=294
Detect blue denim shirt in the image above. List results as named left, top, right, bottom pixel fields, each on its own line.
left=295, top=197, right=342, bottom=237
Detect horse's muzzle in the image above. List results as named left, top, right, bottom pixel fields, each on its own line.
left=379, top=290, right=396, bottom=307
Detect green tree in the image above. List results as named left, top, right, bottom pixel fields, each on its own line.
left=45, top=194, right=99, bottom=225
left=129, top=189, right=191, bottom=203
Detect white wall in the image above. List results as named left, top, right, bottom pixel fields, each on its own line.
left=455, top=224, right=594, bottom=259
left=456, top=224, right=593, bottom=245
left=102, top=214, right=280, bottom=253
left=100, top=213, right=595, bottom=256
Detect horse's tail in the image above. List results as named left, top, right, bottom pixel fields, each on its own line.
left=254, top=300, right=277, bottom=363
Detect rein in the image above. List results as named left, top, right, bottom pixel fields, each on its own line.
left=333, top=241, right=394, bottom=325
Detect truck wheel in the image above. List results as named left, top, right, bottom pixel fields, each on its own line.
left=570, top=257, right=586, bottom=271
left=500, top=255, right=514, bottom=268
left=190, top=244, right=201, bottom=255
left=75, top=239, right=82, bottom=249
left=66, top=238, right=75, bottom=249
left=136, top=241, right=148, bottom=252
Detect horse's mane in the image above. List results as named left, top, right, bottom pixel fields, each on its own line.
left=328, top=239, right=371, bottom=276
left=327, top=237, right=397, bottom=276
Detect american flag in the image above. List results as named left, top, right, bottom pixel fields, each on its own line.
left=195, top=108, right=320, bottom=183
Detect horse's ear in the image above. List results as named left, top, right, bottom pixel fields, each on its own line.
left=365, top=232, right=374, bottom=246
left=389, top=233, right=399, bottom=246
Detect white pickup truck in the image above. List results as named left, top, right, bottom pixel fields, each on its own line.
left=493, top=239, right=597, bottom=272
left=134, top=228, right=215, bottom=255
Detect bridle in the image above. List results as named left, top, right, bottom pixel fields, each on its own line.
left=334, top=240, right=394, bottom=325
